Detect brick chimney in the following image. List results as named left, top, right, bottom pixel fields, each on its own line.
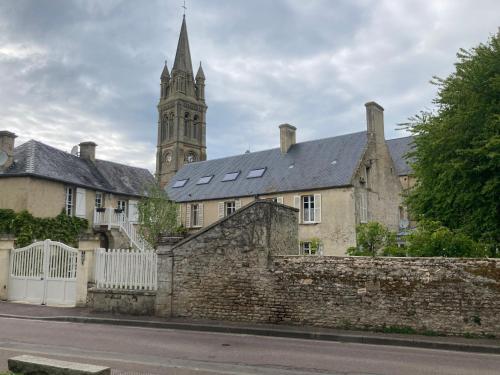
left=79, top=141, right=97, bottom=162
left=365, top=101, right=385, bottom=143
left=279, top=124, right=296, bottom=154
left=0, top=130, right=17, bottom=171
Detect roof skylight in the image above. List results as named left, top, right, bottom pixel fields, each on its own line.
left=246, top=168, right=266, bottom=179
left=222, top=171, right=240, bottom=182
left=197, top=175, right=213, bottom=185
left=172, top=179, right=188, bottom=188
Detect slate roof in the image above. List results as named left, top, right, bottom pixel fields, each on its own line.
left=387, top=136, right=415, bottom=176
left=0, top=140, right=154, bottom=197
left=167, top=131, right=369, bottom=203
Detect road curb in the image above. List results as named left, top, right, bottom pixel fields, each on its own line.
left=1, top=313, right=499, bottom=355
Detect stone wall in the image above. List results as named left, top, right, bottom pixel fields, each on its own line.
left=156, top=200, right=298, bottom=317
left=156, top=200, right=500, bottom=336
left=87, top=289, right=156, bottom=315
left=267, top=256, right=500, bottom=335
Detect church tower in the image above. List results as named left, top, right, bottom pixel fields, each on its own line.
left=156, top=15, right=207, bottom=188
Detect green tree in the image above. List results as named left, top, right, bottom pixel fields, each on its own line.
left=405, top=220, right=488, bottom=258
left=347, top=222, right=400, bottom=257
left=403, top=32, right=499, bottom=255
left=137, top=183, right=180, bottom=248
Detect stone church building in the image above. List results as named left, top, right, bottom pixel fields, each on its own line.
left=159, top=16, right=414, bottom=255
left=156, top=15, right=207, bottom=188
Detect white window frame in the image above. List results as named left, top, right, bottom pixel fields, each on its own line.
left=65, top=187, right=74, bottom=216
left=192, top=204, right=199, bottom=227
left=302, top=195, right=315, bottom=223
left=225, top=201, right=236, bottom=216
left=117, top=200, right=127, bottom=214
left=95, top=192, right=103, bottom=208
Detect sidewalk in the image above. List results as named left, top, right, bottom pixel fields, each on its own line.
left=1, top=301, right=499, bottom=355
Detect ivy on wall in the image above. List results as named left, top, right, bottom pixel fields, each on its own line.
left=0, top=209, right=88, bottom=248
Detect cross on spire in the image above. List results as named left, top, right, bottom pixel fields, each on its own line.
left=181, top=0, right=187, bottom=16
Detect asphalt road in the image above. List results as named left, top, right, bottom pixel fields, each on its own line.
left=0, top=317, right=499, bottom=375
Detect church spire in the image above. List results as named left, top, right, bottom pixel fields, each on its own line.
left=172, top=15, right=194, bottom=76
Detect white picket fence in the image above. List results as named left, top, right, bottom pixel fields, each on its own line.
left=94, top=248, right=157, bottom=291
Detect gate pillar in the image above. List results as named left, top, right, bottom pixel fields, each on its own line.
left=155, top=236, right=183, bottom=317
left=0, top=235, right=15, bottom=301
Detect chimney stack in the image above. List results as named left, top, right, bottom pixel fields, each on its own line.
left=365, top=101, right=385, bottom=143
left=79, top=141, right=97, bottom=162
left=0, top=130, right=17, bottom=171
left=279, top=124, right=296, bottom=154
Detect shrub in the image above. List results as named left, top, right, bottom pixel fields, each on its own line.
left=347, top=222, right=398, bottom=257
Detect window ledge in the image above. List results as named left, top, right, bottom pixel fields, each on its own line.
left=300, top=222, right=319, bottom=225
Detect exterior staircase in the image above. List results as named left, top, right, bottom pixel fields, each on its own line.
left=93, top=208, right=154, bottom=251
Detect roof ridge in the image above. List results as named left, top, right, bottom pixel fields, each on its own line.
left=387, top=135, right=414, bottom=142
left=95, top=158, right=152, bottom=173
left=184, top=131, right=368, bottom=167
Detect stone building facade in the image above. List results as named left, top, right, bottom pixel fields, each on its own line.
left=156, top=16, right=207, bottom=188
left=167, top=102, right=413, bottom=255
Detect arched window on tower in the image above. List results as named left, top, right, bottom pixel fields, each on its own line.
left=168, top=113, right=174, bottom=139
left=184, top=113, right=190, bottom=138
left=192, top=115, right=199, bottom=140
left=161, top=115, right=168, bottom=141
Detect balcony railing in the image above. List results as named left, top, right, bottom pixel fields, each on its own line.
left=93, top=208, right=153, bottom=252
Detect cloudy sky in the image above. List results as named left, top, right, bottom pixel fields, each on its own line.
left=0, top=0, right=498, bottom=172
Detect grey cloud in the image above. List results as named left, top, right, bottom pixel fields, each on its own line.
left=0, top=0, right=499, bottom=171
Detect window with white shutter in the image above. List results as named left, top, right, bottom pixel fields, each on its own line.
left=293, top=195, right=301, bottom=223
left=218, top=202, right=225, bottom=218
left=75, top=188, right=86, bottom=218
left=276, top=196, right=284, bottom=204
left=313, top=193, right=321, bottom=223
left=186, top=203, right=192, bottom=228
left=360, top=191, right=368, bottom=223
left=176, top=205, right=182, bottom=226
left=128, top=200, right=138, bottom=223
left=198, top=203, right=204, bottom=227
left=235, top=199, right=241, bottom=210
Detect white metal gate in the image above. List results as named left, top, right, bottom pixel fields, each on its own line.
left=8, top=239, right=78, bottom=306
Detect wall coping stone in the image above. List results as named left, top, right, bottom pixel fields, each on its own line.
left=78, top=233, right=100, bottom=241
left=88, top=288, right=156, bottom=297
left=0, top=234, right=16, bottom=240
left=272, top=255, right=500, bottom=262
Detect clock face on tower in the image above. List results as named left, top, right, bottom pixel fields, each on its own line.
left=185, top=152, right=196, bottom=163
left=163, top=151, right=172, bottom=163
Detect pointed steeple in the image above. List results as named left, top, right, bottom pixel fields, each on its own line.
left=172, top=15, right=194, bottom=76
left=161, top=60, right=170, bottom=80
left=196, top=62, right=205, bottom=80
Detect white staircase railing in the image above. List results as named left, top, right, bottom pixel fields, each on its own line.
left=93, top=208, right=154, bottom=252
